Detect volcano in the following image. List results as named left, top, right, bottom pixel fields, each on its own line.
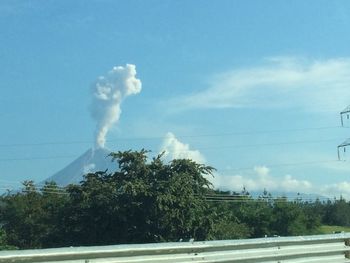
left=45, top=148, right=116, bottom=186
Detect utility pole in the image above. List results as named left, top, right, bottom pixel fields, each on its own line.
left=338, top=105, right=350, bottom=160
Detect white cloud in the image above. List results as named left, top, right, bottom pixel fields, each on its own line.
left=83, top=163, right=96, bottom=174
left=214, top=166, right=312, bottom=193
left=160, top=132, right=206, bottom=163
left=254, top=166, right=270, bottom=177
left=321, top=182, right=350, bottom=199
left=213, top=164, right=350, bottom=199
left=280, top=175, right=312, bottom=192
left=172, top=57, right=350, bottom=112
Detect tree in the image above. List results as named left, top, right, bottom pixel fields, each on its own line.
left=0, top=228, right=17, bottom=250
left=324, top=198, right=350, bottom=226
left=270, top=198, right=320, bottom=236
left=37, top=182, right=69, bottom=248
left=0, top=149, right=332, bottom=249
left=0, top=181, right=68, bottom=249
left=0, top=181, right=44, bottom=248
left=208, top=191, right=251, bottom=240
left=61, top=150, right=215, bottom=245
left=238, top=192, right=274, bottom=238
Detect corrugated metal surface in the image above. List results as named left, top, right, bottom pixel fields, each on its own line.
left=1, top=233, right=350, bottom=263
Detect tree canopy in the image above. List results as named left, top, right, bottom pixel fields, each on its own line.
left=0, top=149, right=344, bottom=250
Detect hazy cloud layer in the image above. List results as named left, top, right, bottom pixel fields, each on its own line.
left=321, top=182, right=350, bottom=199
left=214, top=165, right=312, bottom=193
left=172, top=57, right=350, bottom=112
left=213, top=166, right=350, bottom=199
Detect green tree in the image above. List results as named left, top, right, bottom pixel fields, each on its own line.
left=324, top=198, right=350, bottom=226
left=0, top=149, right=332, bottom=249
left=208, top=193, right=251, bottom=240
left=0, top=228, right=17, bottom=250
left=37, top=182, right=69, bottom=248
left=61, top=150, right=215, bottom=245
left=239, top=195, right=274, bottom=238
left=271, top=198, right=320, bottom=236
left=0, top=181, right=44, bottom=248
left=0, top=181, right=68, bottom=249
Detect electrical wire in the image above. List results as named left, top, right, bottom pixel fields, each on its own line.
left=203, top=198, right=332, bottom=203
left=21, top=189, right=69, bottom=196
left=167, top=138, right=343, bottom=153
left=218, top=159, right=340, bottom=173
left=0, top=159, right=344, bottom=196
left=195, top=193, right=333, bottom=203
left=0, top=155, right=79, bottom=162
left=0, top=178, right=335, bottom=200
left=2, top=188, right=333, bottom=201
left=0, top=137, right=345, bottom=163
left=0, top=179, right=68, bottom=192
left=0, top=125, right=344, bottom=148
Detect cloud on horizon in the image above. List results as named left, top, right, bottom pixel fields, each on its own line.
left=214, top=165, right=313, bottom=194
left=213, top=165, right=350, bottom=199
left=158, top=134, right=350, bottom=199
left=170, top=57, right=350, bottom=112
left=321, top=182, right=350, bottom=199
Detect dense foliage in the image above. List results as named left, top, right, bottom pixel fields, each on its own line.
left=0, top=150, right=348, bottom=250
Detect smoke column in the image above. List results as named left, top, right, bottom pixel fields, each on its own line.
left=90, top=64, right=142, bottom=148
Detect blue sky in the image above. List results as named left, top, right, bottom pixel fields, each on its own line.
left=1, top=0, right=350, bottom=197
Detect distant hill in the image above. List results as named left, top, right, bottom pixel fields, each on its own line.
left=45, top=147, right=116, bottom=186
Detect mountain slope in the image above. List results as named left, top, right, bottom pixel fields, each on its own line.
left=45, top=148, right=115, bottom=186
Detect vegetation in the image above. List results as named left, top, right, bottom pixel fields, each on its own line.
left=0, top=150, right=349, bottom=250
left=318, top=225, right=350, bottom=234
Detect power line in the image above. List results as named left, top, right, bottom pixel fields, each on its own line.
left=196, top=193, right=333, bottom=203
left=0, top=125, right=343, bottom=148
left=0, top=140, right=92, bottom=148
left=0, top=185, right=334, bottom=200
left=0, top=180, right=70, bottom=192
left=0, top=184, right=66, bottom=191
left=0, top=155, right=78, bottom=162
left=201, top=194, right=318, bottom=199
left=218, top=159, right=339, bottom=173
left=188, top=138, right=342, bottom=151
left=0, top=137, right=345, bottom=163
left=21, top=189, right=69, bottom=196
left=203, top=198, right=332, bottom=203
left=0, top=160, right=342, bottom=181
left=1, top=188, right=334, bottom=201
left=0, top=188, right=69, bottom=196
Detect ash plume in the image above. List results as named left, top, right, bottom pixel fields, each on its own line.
left=90, top=64, right=142, bottom=148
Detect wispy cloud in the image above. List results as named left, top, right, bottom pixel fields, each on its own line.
left=171, top=57, right=350, bottom=112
